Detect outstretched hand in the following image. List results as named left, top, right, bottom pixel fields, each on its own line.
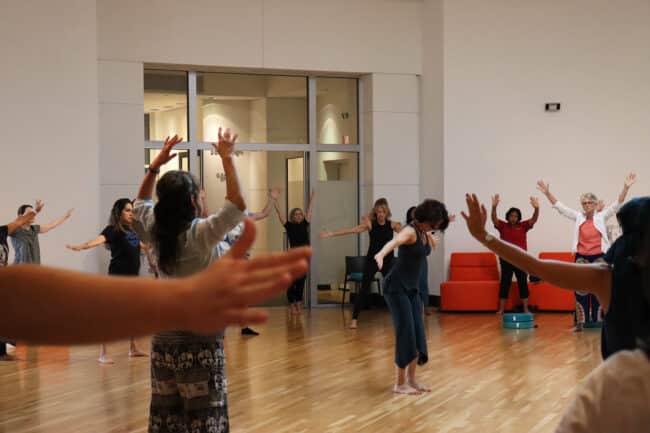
left=270, top=187, right=281, bottom=200
left=151, top=135, right=182, bottom=169
left=530, top=197, right=539, bottom=209
left=66, top=244, right=83, bottom=252
left=35, top=200, right=45, bottom=213
left=491, top=194, right=500, bottom=208
left=212, top=127, right=238, bottom=159
left=624, top=172, right=637, bottom=188
left=182, top=218, right=312, bottom=333
left=536, top=180, right=550, bottom=195
left=460, top=194, right=489, bottom=242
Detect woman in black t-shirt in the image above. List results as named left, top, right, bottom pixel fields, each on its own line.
left=274, top=190, right=315, bottom=314
left=320, top=198, right=402, bottom=328
left=67, top=198, right=148, bottom=364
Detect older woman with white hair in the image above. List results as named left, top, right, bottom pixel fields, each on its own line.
left=537, top=173, right=636, bottom=331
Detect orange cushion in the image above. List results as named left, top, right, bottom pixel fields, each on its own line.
left=450, top=252, right=497, bottom=267
left=539, top=252, right=575, bottom=262
left=450, top=267, right=499, bottom=281
left=529, top=282, right=574, bottom=311
left=440, top=281, right=500, bottom=311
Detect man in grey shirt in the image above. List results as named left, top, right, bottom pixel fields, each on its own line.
left=11, top=201, right=73, bottom=264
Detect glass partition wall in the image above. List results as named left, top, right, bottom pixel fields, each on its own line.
left=144, top=70, right=361, bottom=306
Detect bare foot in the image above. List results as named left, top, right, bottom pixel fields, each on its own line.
left=408, top=381, right=432, bottom=392
left=98, top=356, right=115, bottom=364
left=523, top=307, right=531, bottom=314
left=349, top=319, right=358, bottom=329
left=571, top=325, right=584, bottom=333
left=424, top=308, right=433, bottom=316
left=393, top=384, right=421, bottom=395
left=128, top=349, right=148, bottom=358
left=496, top=310, right=504, bottom=315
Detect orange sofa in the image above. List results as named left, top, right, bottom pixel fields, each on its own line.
left=528, top=252, right=575, bottom=311
left=440, top=252, right=501, bottom=311
left=440, top=251, right=576, bottom=312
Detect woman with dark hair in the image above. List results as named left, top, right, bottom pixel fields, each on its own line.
left=11, top=200, right=73, bottom=264
left=320, top=198, right=401, bottom=328
left=537, top=173, right=636, bottom=331
left=274, top=190, right=315, bottom=315
left=406, top=206, right=439, bottom=316
left=134, top=130, right=246, bottom=433
left=375, top=199, right=450, bottom=395
left=67, top=198, right=147, bottom=363
left=462, top=193, right=650, bottom=431
left=490, top=194, right=539, bottom=314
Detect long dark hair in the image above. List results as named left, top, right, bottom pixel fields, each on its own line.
left=406, top=206, right=416, bottom=225
left=609, top=198, right=650, bottom=306
left=110, top=198, right=133, bottom=233
left=152, top=171, right=200, bottom=275
left=414, top=199, right=449, bottom=232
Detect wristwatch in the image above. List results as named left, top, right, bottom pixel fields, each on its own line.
left=148, top=166, right=160, bottom=174
left=483, top=233, right=496, bottom=245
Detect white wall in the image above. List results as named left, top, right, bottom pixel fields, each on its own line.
left=97, top=0, right=422, bottom=74
left=0, top=0, right=100, bottom=271
left=420, top=0, right=445, bottom=294
left=442, top=0, right=650, bottom=270
left=369, top=73, right=421, bottom=232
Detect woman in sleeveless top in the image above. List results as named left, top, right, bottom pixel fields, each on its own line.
left=406, top=206, right=443, bottom=316
left=375, top=199, right=450, bottom=395
left=320, top=198, right=402, bottom=328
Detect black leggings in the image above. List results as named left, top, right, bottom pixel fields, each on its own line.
left=499, top=258, right=529, bottom=300
left=352, top=255, right=394, bottom=320
left=287, top=276, right=306, bottom=304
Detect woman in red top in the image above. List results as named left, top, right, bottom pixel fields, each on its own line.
left=491, top=195, right=539, bottom=314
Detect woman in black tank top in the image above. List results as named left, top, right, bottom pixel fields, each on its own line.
left=320, top=198, right=402, bottom=328
left=374, top=199, right=450, bottom=395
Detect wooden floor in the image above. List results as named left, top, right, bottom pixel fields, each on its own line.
left=0, top=308, right=602, bottom=433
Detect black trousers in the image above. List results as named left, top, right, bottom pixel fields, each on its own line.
left=499, top=258, right=529, bottom=299
left=352, top=255, right=393, bottom=319
left=287, top=276, right=306, bottom=303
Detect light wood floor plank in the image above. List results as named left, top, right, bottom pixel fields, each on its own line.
left=0, top=308, right=601, bottom=433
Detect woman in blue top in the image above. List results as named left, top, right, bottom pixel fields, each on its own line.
left=375, top=199, right=450, bottom=395
left=67, top=198, right=148, bottom=364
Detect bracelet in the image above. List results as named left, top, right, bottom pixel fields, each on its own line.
left=482, top=233, right=496, bottom=245
left=148, top=166, right=160, bottom=175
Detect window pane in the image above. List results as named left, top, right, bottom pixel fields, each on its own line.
left=197, top=73, right=307, bottom=144
left=315, top=152, right=359, bottom=304
left=317, top=78, right=358, bottom=145
left=144, top=148, right=190, bottom=175
left=200, top=149, right=306, bottom=306
left=144, top=70, right=188, bottom=141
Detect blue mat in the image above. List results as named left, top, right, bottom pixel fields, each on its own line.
left=503, top=321, right=535, bottom=329
left=502, top=313, right=534, bottom=322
